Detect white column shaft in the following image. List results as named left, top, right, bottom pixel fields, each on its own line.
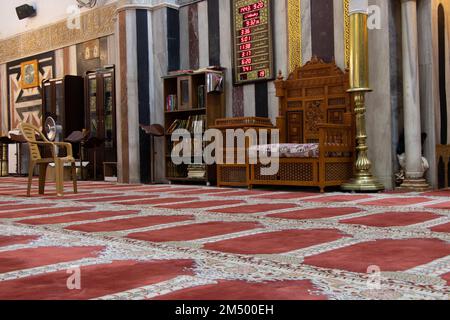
left=401, top=0, right=423, bottom=179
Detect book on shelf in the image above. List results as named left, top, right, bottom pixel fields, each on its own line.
left=166, top=94, right=177, bottom=112
left=187, top=164, right=207, bottom=179
left=167, top=115, right=207, bottom=135
left=166, top=119, right=180, bottom=134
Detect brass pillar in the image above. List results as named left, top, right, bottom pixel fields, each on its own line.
left=342, top=4, right=384, bottom=192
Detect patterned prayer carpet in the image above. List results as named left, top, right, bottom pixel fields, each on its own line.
left=0, top=177, right=448, bottom=300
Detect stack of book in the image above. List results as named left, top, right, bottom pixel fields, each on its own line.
left=187, top=164, right=207, bottom=179
left=166, top=115, right=206, bottom=134
left=190, top=114, right=206, bottom=133
left=166, top=95, right=177, bottom=112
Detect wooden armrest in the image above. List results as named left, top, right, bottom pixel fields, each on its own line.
left=28, top=141, right=73, bottom=157
left=26, top=141, right=53, bottom=145
left=53, top=142, right=73, bottom=157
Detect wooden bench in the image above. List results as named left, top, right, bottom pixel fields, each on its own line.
left=248, top=57, right=355, bottom=192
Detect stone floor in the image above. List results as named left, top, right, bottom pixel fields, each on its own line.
left=0, top=177, right=449, bottom=300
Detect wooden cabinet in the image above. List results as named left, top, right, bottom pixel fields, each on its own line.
left=163, top=70, right=225, bottom=185
left=42, top=75, right=85, bottom=141
left=85, top=66, right=117, bottom=178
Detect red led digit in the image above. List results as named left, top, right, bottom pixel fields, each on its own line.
left=240, top=36, right=252, bottom=43
left=239, top=1, right=265, bottom=14
left=240, top=28, right=251, bottom=36
left=244, top=18, right=260, bottom=28
left=241, top=58, right=252, bottom=65
left=258, top=70, right=266, bottom=78
left=239, top=43, right=252, bottom=51
left=244, top=12, right=259, bottom=20
left=241, top=50, right=252, bottom=58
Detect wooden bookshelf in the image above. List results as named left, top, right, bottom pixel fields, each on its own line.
left=163, top=69, right=225, bottom=185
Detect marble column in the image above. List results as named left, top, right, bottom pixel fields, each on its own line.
left=115, top=0, right=178, bottom=184
left=400, top=0, right=429, bottom=190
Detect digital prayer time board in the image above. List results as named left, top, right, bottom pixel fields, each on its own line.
left=232, top=0, right=275, bottom=85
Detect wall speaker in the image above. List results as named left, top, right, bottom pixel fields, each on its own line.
left=16, top=4, right=36, bottom=20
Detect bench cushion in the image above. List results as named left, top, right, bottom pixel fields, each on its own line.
left=249, top=143, right=320, bottom=159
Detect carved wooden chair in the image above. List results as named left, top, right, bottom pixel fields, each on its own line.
left=19, top=122, right=77, bottom=197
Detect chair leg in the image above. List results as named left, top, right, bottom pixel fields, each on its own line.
left=55, top=160, right=64, bottom=197
left=27, top=162, right=35, bottom=197
left=71, top=162, right=78, bottom=194
left=38, top=163, right=48, bottom=195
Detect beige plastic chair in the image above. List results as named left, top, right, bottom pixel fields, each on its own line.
left=19, top=122, right=77, bottom=197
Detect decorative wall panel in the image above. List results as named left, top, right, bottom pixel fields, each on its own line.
left=0, top=4, right=117, bottom=65
left=344, top=0, right=350, bottom=68
left=76, top=37, right=109, bottom=76
left=287, top=0, right=350, bottom=70
left=7, top=52, right=55, bottom=130
left=287, top=0, right=302, bottom=72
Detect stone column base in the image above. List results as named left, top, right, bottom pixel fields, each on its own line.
left=398, top=178, right=431, bottom=192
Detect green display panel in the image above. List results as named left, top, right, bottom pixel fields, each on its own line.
left=231, top=0, right=274, bottom=85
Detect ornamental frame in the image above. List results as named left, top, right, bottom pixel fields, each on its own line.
left=287, top=0, right=351, bottom=71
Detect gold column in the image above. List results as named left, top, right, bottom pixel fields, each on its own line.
left=287, top=0, right=302, bottom=72
left=341, top=5, right=384, bottom=192
left=344, top=0, right=350, bottom=69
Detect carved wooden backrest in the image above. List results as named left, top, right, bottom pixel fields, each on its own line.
left=275, top=57, right=352, bottom=143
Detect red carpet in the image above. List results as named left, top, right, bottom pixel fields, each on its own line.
left=431, top=222, right=450, bottom=233
left=157, top=200, right=244, bottom=210
left=204, top=229, right=347, bottom=255
left=210, top=190, right=272, bottom=197
left=0, top=260, right=194, bottom=300
left=45, top=193, right=114, bottom=201
left=154, top=280, right=327, bottom=300
left=268, top=207, right=362, bottom=220
left=209, top=203, right=297, bottom=214
left=181, top=189, right=232, bottom=195
left=309, top=195, right=373, bottom=203
left=0, top=203, right=55, bottom=212
left=341, top=212, right=443, bottom=227
left=422, top=190, right=450, bottom=197
left=304, top=239, right=450, bottom=273
left=141, top=187, right=201, bottom=194
left=255, top=192, right=319, bottom=200
left=442, top=273, right=450, bottom=286
left=66, top=215, right=195, bottom=233
left=116, top=197, right=199, bottom=206
left=0, top=201, right=20, bottom=205
left=0, top=235, right=39, bottom=247
left=80, top=195, right=159, bottom=203
left=0, top=206, right=95, bottom=219
left=0, top=246, right=104, bottom=273
left=426, top=201, right=450, bottom=210
left=0, top=178, right=448, bottom=300
left=359, top=197, right=433, bottom=206
left=19, top=210, right=140, bottom=225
